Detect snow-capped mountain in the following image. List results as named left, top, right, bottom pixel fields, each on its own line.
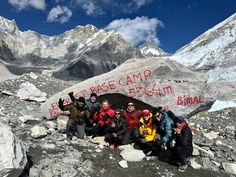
left=171, top=13, right=236, bottom=82
left=139, top=41, right=168, bottom=57
left=0, top=16, right=142, bottom=80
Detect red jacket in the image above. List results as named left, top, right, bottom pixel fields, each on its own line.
left=123, top=109, right=141, bottom=129
left=93, top=107, right=114, bottom=127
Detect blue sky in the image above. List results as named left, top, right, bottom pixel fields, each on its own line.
left=0, top=0, right=235, bottom=53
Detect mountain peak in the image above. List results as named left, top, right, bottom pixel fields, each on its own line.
left=0, top=16, right=18, bottom=33
left=139, top=41, right=168, bottom=57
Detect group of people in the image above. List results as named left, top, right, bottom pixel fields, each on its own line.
left=58, top=92, right=193, bottom=172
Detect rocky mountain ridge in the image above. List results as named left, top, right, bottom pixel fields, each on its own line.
left=0, top=16, right=143, bottom=80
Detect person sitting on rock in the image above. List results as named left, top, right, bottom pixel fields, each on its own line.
left=93, top=100, right=114, bottom=137
left=105, top=109, right=126, bottom=149
left=85, top=93, right=101, bottom=134
left=172, top=117, right=193, bottom=172
left=136, top=109, right=156, bottom=155
left=58, top=92, right=90, bottom=140
left=121, top=102, right=142, bottom=145
left=152, top=107, right=174, bottom=154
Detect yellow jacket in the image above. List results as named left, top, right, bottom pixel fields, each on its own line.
left=139, top=113, right=156, bottom=142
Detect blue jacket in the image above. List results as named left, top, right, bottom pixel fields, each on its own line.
left=154, top=111, right=174, bottom=144
left=86, top=100, right=101, bottom=117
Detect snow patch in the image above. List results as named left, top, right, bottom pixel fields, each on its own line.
left=208, top=100, right=236, bottom=112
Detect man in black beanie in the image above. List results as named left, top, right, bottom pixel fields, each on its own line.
left=58, top=92, right=90, bottom=140
left=85, top=92, right=101, bottom=135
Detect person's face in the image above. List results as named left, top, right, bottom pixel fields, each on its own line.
left=155, top=112, right=161, bottom=121
left=90, top=96, right=97, bottom=103
left=78, top=101, right=84, bottom=107
left=127, top=103, right=135, bottom=111
left=115, top=112, right=120, bottom=119
left=102, top=102, right=109, bottom=110
left=144, top=115, right=149, bottom=122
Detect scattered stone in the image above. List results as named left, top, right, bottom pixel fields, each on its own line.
left=189, top=159, right=202, bottom=169
left=222, top=163, right=236, bottom=175
left=18, top=114, right=36, bottom=123
left=215, top=140, right=223, bottom=146
left=1, top=90, right=15, bottom=96
left=192, top=148, right=200, bottom=156
left=193, top=144, right=214, bottom=158
left=29, top=72, right=38, bottom=80
left=31, top=125, right=47, bottom=138
left=204, top=131, right=218, bottom=140
left=57, top=116, right=68, bottom=133
left=90, top=136, right=109, bottom=146
left=120, top=149, right=145, bottom=162
left=46, top=121, right=57, bottom=129
left=17, top=82, right=47, bottom=102
left=119, top=160, right=128, bottom=168
left=29, top=167, right=40, bottom=177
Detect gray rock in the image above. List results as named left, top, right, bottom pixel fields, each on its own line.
left=17, top=82, right=47, bottom=102
left=0, top=119, right=27, bottom=177
left=222, top=163, right=236, bottom=175
left=31, top=125, right=47, bottom=138
left=41, top=57, right=209, bottom=118
left=119, top=160, right=128, bottom=168
left=120, top=149, right=145, bottom=162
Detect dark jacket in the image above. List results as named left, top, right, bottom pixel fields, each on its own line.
left=63, top=104, right=90, bottom=124
left=107, top=116, right=126, bottom=136
left=86, top=100, right=101, bottom=116
left=175, top=125, right=193, bottom=152
left=153, top=111, right=174, bottom=144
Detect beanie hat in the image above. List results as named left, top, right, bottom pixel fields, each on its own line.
left=90, top=92, right=97, bottom=98
left=142, top=109, right=150, bottom=117
left=115, top=108, right=121, bottom=114
left=77, top=97, right=85, bottom=103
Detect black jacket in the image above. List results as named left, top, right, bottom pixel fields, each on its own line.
left=175, top=125, right=193, bottom=152
left=107, top=116, right=126, bottom=136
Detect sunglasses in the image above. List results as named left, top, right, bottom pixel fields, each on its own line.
left=128, top=104, right=134, bottom=107
left=115, top=112, right=120, bottom=115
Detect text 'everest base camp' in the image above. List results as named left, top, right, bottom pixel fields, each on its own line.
left=0, top=12, right=236, bottom=177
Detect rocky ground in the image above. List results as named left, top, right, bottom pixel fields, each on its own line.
left=0, top=73, right=235, bottom=177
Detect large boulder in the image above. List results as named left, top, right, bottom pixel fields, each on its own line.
left=0, top=118, right=27, bottom=177
left=41, top=57, right=212, bottom=118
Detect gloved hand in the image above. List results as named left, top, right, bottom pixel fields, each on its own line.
left=68, top=92, right=76, bottom=102
left=153, top=134, right=161, bottom=142
left=160, top=142, right=167, bottom=151
left=142, top=130, right=148, bottom=135
left=140, top=138, right=147, bottom=144
left=58, top=98, right=64, bottom=110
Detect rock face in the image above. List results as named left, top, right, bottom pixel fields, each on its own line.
left=41, top=57, right=212, bottom=118
left=0, top=62, right=16, bottom=82
left=0, top=16, right=142, bottom=80
left=171, top=13, right=236, bottom=82
left=0, top=117, right=27, bottom=177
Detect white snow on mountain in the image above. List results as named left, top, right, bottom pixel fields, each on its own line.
left=170, top=13, right=236, bottom=82
left=139, top=42, right=167, bottom=57
left=208, top=100, right=236, bottom=112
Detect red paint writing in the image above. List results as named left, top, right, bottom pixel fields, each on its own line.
left=177, top=96, right=202, bottom=106
left=128, top=83, right=174, bottom=97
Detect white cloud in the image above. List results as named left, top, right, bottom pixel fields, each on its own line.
left=75, top=0, right=103, bottom=16
left=8, top=0, right=46, bottom=11
left=74, top=0, right=153, bottom=16
left=105, top=16, right=163, bottom=46
left=47, top=5, right=72, bottom=23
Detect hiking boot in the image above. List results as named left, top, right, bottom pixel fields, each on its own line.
left=178, top=164, right=188, bottom=172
